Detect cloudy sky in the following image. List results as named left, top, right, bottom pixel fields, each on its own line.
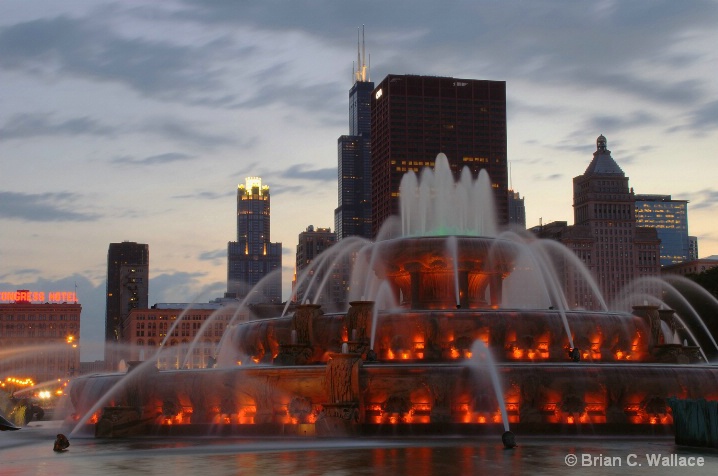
left=2, top=1, right=717, bottom=360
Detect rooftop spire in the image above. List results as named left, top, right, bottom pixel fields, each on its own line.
left=354, top=25, right=369, bottom=82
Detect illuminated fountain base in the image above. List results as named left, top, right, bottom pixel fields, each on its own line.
left=63, top=236, right=718, bottom=437
left=65, top=305, right=718, bottom=437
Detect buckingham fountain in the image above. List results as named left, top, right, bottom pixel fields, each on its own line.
left=60, top=154, right=718, bottom=438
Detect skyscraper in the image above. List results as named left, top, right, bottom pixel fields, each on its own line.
left=531, top=135, right=661, bottom=308
left=508, top=190, right=526, bottom=228
left=227, top=177, right=282, bottom=303
left=293, top=225, right=344, bottom=308
left=370, top=75, right=508, bottom=236
left=335, top=27, right=373, bottom=240
left=571, top=135, right=660, bottom=304
left=105, top=241, right=149, bottom=369
left=635, top=194, right=690, bottom=266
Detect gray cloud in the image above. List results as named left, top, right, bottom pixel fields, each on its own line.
left=673, top=100, right=718, bottom=133
left=584, top=111, right=660, bottom=132
left=0, top=191, right=101, bottom=222
left=0, top=113, right=240, bottom=150
left=198, top=249, right=226, bottom=261
left=685, top=189, right=718, bottom=210
left=0, top=268, right=42, bottom=280
left=0, top=15, right=232, bottom=104
left=174, top=190, right=234, bottom=200
left=141, top=117, right=241, bottom=148
left=279, top=164, right=336, bottom=182
left=0, top=113, right=116, bottom=141
left=173, top=0, right=718, bottom=108
left=270, top=184, right=306, bottom=197
left=150, top=271, right=226, bottom=304
left=112, top=152, right=195, bottom=166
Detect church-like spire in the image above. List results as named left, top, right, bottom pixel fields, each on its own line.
left=354, top=25, right=369, bottom=83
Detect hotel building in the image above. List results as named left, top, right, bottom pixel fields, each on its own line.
left=0, top=290, right=80, bottom=383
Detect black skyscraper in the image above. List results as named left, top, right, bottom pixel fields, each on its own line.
left=335, top=27, right=373, bottom=240
left=105, top=241, right=149, bottom=369
left=371, top=75, right=508, bottom=236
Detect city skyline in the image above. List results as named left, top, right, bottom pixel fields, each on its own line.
left=2, top=1, right=718, bottom=360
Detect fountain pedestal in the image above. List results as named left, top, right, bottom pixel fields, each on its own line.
left=316, top=352, right=362, bottom=436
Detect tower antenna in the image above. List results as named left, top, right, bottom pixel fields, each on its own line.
left=355, top=27, right=361, bottom=82
left=354, top=25, right=369, bottom=82
left=362, top=25, right=366, bottom=80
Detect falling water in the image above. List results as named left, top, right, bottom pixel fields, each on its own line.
left=446, top=235, right=461, bottom=307
left=469, top=339, right=509, bottom=432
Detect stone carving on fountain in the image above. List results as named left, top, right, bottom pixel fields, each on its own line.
left=317, top=350, right=361, bottom=435
left=344, top=301, right=373, bottom=355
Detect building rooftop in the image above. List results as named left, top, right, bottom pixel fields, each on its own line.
left=584, top=135, right=625, bottom=176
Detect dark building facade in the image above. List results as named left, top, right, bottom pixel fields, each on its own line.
left=293, top=225, right=345, bottom=308
left=335, top=29, right=373, bottom=240
left=370, top=74, right=508, bottom=236
left=635, top=194, right=690, bottom=267
left=227, top=177, right=282, bottom=303
left=508, top=190, right=526, bottom=228
left=106, top=241, right=149, bottom=369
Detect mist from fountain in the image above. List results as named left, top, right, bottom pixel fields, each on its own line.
left=67, top=344, right=160, bottom=438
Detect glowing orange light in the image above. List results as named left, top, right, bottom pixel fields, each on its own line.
left=401, top=351, right=410, bottom=360
left=512, top=348, right=523, bottom=359
left=478, top=416, right=486, bottom=424
left=386, top=349, right=395, bottom=360
left=615, top=350, right=624, bottom=360
left=567, top=415, right=575, bottom=424
left=649, top=417, right=657, bottom=425
left=450, top=348, right=460, bottom=359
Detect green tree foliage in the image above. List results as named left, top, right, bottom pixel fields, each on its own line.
left=687, top=267, right=718, bottom=299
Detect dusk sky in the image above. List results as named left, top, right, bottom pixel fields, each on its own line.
left=2, top=1, right=717, bottom=360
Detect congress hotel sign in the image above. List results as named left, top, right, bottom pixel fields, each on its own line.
left=0, top=290, right=78, bottom=303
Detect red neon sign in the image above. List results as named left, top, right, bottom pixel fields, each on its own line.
left=0, top=290, right=78, bottom=303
